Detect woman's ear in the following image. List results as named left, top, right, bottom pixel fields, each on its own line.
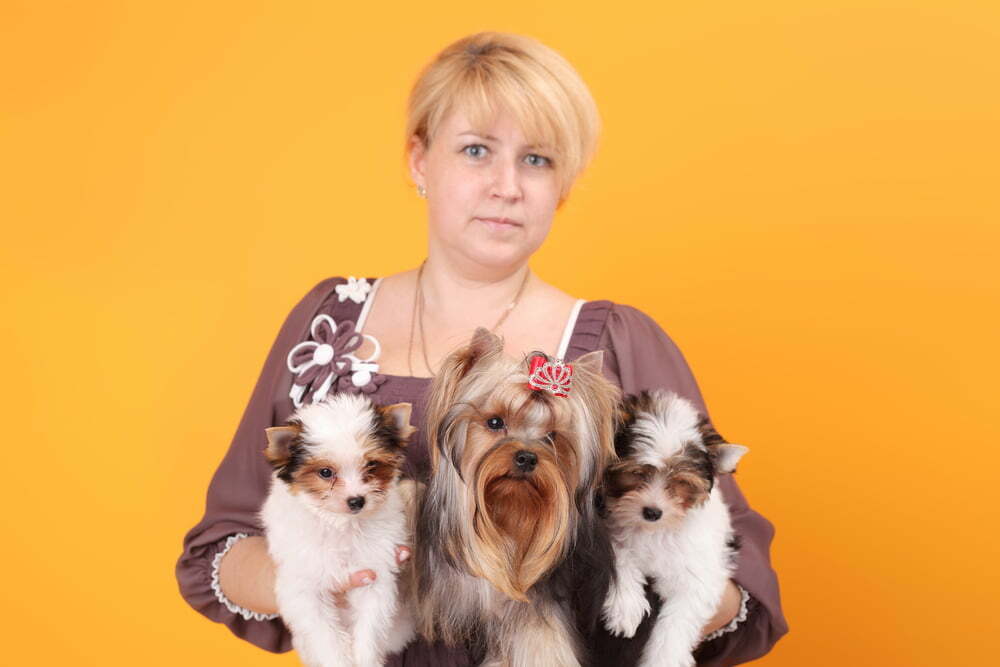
left=408, top=134, right=428, bottom=191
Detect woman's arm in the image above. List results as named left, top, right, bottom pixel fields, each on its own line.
left=217, top=535, right=279, bottom=616
left=217, top=535, right=412, bottom=616
left=701, top=580, right=743, bottom=637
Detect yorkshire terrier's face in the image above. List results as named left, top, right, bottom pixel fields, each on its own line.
left=423, top=328, right=620, bottom=600
left=604, top=391, right=747, bottom=532
left=264, top=394, right=415, bottom=517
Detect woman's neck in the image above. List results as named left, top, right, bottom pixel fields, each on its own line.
left=419, top=253, right=532, bottom=329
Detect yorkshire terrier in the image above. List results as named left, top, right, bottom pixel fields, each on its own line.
left=260, top=393, right=418, bottom=667
left=601, top=390, right=748, bottom=667
left=414, top=327, right=621, bottom=667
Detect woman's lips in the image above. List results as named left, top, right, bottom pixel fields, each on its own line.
left=477, top=216, right=522, bottom=230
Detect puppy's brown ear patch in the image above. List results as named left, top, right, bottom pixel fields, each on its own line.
left=264, top=425, right=301, bottom=466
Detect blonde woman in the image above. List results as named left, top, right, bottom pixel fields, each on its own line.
left=177, top=32, right=788, bottom=666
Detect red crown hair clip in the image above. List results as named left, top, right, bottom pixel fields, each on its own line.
left=527, top=354, right=573, bottom=397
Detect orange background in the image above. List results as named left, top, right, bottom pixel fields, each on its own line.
left=2, top=1, right=998, bottom=665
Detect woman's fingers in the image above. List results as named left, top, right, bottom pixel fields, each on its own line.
left=348, top=569, right=377, bottom=589
left=331, top=547, right=409, bottom=610
left=332, top=569, right=376, bottom=609
left=396, top=546, right=411, bottom=565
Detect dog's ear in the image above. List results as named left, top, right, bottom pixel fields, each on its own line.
left=709, top=443, right=749, bottom=474
left=264, top=425, right=301, bottom=466
left=424, top=329, right=502, bottom=470
left=571, top=349, right=604, bottom=376
left=613, top=393, right=644, bottom=458
left=697, top=415, right=749, bottom=473
left=467, top=326, right=503, bottom=365
left=377, top=402, right=417, bottom=446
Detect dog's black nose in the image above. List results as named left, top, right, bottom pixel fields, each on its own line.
left=513, top=450, right=538, bottom=472
left=642, top=507, right=662, bottom=522
left=347, top=496, right=366, bottom=512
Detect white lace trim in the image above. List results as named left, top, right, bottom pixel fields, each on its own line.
left=703, top=584, right=751, bottom=642
left=210, top=533, right=280, bottom=622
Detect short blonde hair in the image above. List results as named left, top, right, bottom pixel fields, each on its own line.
left=405, top=32, right=601, bottom=203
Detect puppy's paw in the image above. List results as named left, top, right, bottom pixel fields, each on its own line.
left=602, top=586, right=650, bottom=638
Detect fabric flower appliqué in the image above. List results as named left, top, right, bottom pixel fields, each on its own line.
left=335, top=276, right=372, bottom=304
left=286, top=314, right=384, bottom=407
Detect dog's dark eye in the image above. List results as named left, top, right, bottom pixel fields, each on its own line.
left=365, top=460, right=378, bottom=469
left=486, top=416, right=505, bottom=431
left=318, top=467, right=335, bottom=479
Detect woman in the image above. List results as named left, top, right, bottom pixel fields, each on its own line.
left=176, top=31, right=787, bottom=665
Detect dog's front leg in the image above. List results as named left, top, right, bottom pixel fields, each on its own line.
left=602, top=546, right=650, bottom=638
left=640, top=578, right=724, bottom=667
left=348, top=575, right=403, bottom=666
left=277, top=576, right=353, bottom=667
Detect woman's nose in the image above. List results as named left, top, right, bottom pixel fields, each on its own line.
left=490, top=159, right=522, bottom=200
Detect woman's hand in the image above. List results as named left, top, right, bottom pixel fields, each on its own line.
left=331, top=545, right=411, bottom=609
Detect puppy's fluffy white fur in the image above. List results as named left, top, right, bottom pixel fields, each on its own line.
left=260, top=393, right=417, bottom=667
left=602, top=390, right=748, bottom=667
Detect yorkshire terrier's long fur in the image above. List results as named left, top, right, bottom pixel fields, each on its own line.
left=601, top=390, right=748, bottom=667
left=260, top=393, right=419, bottom=667
left=414, top=328, right=621, bottom=667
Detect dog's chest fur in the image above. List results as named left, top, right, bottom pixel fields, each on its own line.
left=614, top=486, right=734, bottom=581
left=261, top=479, right=408, bottom=588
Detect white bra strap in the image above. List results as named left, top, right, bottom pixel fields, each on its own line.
left=556, top=299, right=586, bottom=360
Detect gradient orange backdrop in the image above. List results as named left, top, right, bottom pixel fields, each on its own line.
left=2, top=1, right=997, bottom=665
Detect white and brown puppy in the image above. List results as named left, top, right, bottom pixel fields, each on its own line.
left=601, top=390, right=748, bottom=667
left=414, top=327, right=620, bottom=667
left=260, top=393, right=418, bottom=667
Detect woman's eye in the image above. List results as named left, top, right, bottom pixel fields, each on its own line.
left=463, top=144, right=488, bottom=159
left=486, top=416, right=505, bottom=431
left=525, top=153, right=551, bottom=167
left=318, top=468, right=335, bottom=479
left=546, top=431, right=556, bottom=442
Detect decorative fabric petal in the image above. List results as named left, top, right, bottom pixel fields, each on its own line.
left=310, top=314, right=339, bottom=344
left=296, top=363, right=329, bottom=387
left=287, top=340, right=319, bottom=374
left=312, top=371, right=337, bottom=403
left=330, top=321, right=363, bottom=359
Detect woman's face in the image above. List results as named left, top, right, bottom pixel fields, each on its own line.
left=409, top=106, right=562, bottom=272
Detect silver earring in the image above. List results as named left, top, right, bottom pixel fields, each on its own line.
left=417, top=185, right=426, bottom=198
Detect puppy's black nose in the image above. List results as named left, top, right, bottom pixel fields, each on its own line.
left=513, top=450, right=538, bottom=473
left=642, top=507, right=662, bottom=522
left=347, top=496, right=366, bottom=512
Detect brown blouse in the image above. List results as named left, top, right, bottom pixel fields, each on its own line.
left=175, top=277, right=788, bottom=665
